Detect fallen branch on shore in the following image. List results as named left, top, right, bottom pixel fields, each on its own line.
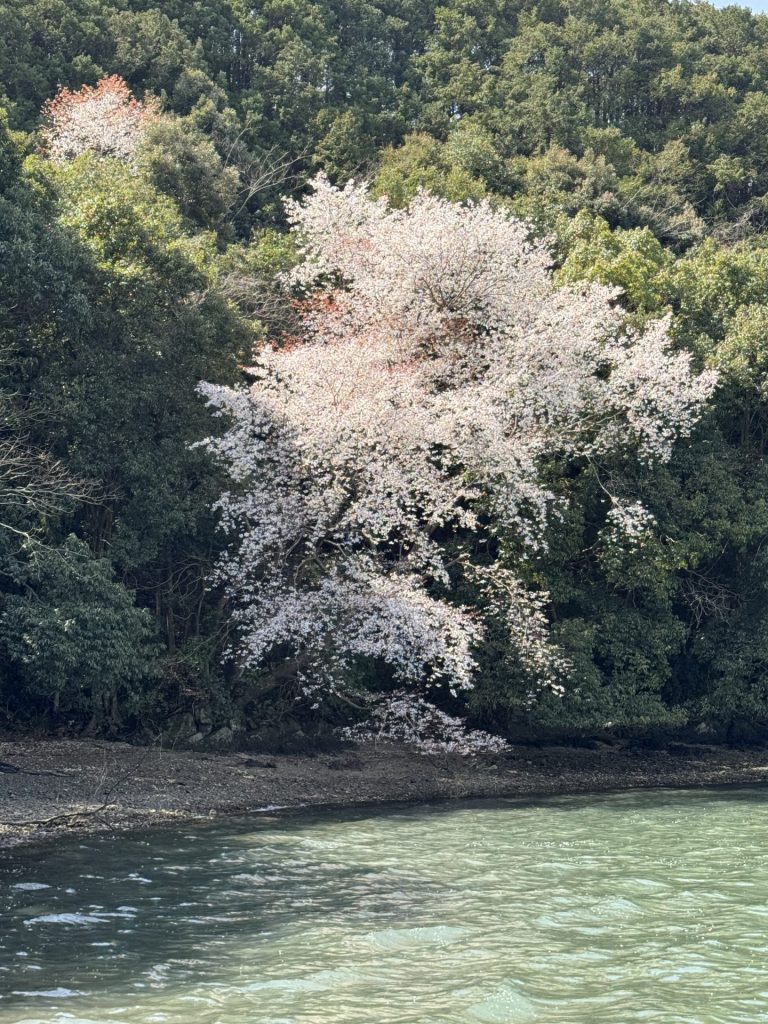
left=0, top=745, right=157, bottom=830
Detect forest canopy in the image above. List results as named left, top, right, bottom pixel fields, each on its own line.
left=2, top=0, right=768, bottom=748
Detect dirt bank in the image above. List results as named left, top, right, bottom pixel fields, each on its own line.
left=2, top=737, right=768, bottom=849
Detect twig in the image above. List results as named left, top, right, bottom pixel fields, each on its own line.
left=0, top=743, right=159, bottom=830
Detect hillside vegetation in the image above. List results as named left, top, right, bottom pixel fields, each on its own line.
left=2, top=0, right=768, bottom=747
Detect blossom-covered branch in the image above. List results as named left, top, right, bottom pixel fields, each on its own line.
left=341, top=691, right=510, bottom=756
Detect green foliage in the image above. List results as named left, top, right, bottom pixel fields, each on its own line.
left=372, top=132, right=488, bottom=206
left=509, top=146, right=622, bottom=232
left=0, top=121, right=251, bottom=733
left=136, top=118, right=239, bottom=232
left=557, top=213, right=673, bottom=313
left=716, top=305, right=768, bottom=399
left=6, top=0, right=768, bottom=237
left=31, top=154, right=248, bottom=567
left=0, top=537, right=156, bottom=729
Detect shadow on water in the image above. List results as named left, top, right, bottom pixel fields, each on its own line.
left=0, top=815, right=450, bottom=1009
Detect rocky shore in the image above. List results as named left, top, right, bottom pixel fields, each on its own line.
left=2, top=737, right=768, bottom=849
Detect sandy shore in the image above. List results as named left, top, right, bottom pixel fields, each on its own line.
left=2, top=737, right=768, bottom=848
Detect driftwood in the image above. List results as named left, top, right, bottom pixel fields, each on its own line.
left=0, top=761, right=65, bottom=777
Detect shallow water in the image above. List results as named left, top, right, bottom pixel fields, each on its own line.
left=2, top=788, right=768, bottom=1023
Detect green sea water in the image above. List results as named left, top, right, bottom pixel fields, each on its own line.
left=3, top=787, right=768, bottom=1023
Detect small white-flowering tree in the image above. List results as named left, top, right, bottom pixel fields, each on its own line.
left=199, top=176, right=716, bottom=752
left=41, top=76, right=159, bottom=163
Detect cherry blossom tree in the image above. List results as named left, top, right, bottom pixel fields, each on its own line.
left=199, top=176, right=717, bottom=752
left=41, top=76, right=159, bottom=163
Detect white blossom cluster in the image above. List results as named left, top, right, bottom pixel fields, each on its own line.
left=41, top=76, right=158, bottom=163
left=341, top=690, right=509, bottom=756
left=603, top=500, right=658, bottom=547
left=199, top=176, right=716, bottom=749
left=468, top=565, right=569, bottom=696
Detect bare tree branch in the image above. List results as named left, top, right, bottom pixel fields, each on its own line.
left=0, top=375, right=100, bottom=535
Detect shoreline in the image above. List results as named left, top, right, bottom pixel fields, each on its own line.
left=2, top=737, right=768, bottom=850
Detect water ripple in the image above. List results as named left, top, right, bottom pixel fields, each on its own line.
left=3, top=788, right=768, bottom=1023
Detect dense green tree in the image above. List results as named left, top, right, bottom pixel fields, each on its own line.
left=0, top=536, right=156, bottom=730
left=34, top=154, right=250, bottom=677
left=136, top=117, right=240, bottom=231
left=0, top=107, right=254, bottom=730
left=372, top=131, right=488, bottom=205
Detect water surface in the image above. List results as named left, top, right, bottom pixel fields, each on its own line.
left=2, top=787, right=768, bottom=1023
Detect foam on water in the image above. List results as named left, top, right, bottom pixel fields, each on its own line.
left=23, top=914, right=106, bottom=927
